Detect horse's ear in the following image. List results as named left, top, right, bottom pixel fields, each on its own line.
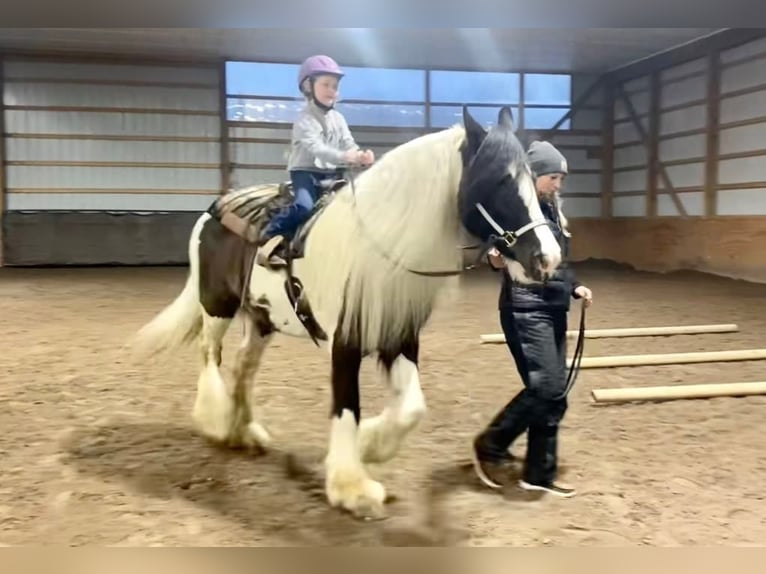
left=463, top=105, right=486, bottom=155
left=498, top=106, right=514, bottom=129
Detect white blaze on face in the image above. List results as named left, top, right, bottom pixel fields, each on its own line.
left=513, top=164, right=562, bottom=276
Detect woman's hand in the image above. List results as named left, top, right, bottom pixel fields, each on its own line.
left=487, top=247, right=505, bottom=270
left=574, top=285, right=593, bottom=307
left=360, top=149, right=375, bottom=165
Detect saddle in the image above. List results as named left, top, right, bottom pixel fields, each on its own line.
left=212, top=176, right=347, bottom=348
left=218, top=176, right=346, bottom=259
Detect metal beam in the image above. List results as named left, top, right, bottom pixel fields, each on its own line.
left=537, top=75, right=606, bottom=137
left=616, top=82, right=688, bottom=218
left=0, top=55, right=5, bottom=266
left=600, top=78, right=615, bottom=217
left=647, top=71, right=661, bottom=217
left=704, top=49, right=722, bottom=217
left=218, top=59, right=231, bottom=194
left=608, top=29, right=766, bottom=85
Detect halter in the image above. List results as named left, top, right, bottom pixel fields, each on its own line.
left=474, top=202, right=550, bottom=253
left=465, top=126, right=550, bottom=255
left=343, top=166, right=549, bottom=278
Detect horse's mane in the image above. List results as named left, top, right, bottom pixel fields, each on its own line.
left=553, top=191, right=572, bottom=237
left=298, top=125, right=469, bottom=351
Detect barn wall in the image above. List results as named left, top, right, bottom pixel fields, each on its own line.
left=717, top=35, right=766, bottom=216
left=569, top=33, right=766, bottom=282
left=228, top=124, right=428, bottom=191
left=569, top=217, right=766, bottom=283
left=229, top=72, right=603, bottom=204
left=0, top=55, right=600, bottom=266
left=553, top=73, right=604, bottom=218
left=1, top=56, right=222, bottom=265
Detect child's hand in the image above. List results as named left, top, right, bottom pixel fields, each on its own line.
left=361, top=150, right=375, bottom=165
left=344, top=149, right=363, bottom=165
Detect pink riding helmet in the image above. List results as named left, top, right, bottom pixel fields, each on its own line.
left=298, top=55, right=345, bottom=91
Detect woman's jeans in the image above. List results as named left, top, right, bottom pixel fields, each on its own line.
left=475, top=307, right=570, bottom=485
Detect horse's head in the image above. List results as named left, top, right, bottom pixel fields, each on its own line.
left=457, top=106, right=562, bottom=283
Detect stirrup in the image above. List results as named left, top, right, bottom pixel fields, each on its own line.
left=256, top=235, right=287, bottom=268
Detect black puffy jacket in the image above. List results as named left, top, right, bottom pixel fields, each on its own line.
left=495, top=200, right=582, bottom=312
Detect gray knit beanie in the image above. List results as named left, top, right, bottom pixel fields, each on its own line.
left=527, top=140, right=568, bottom=177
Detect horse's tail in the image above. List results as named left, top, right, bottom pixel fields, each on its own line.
left=127, top=213, right=208, bottom=358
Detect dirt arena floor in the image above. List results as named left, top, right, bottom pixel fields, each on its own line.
left=1, top=260, right=766, bottom=546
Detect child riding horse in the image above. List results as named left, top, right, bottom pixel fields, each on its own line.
left=256, top=55, right=375, bottom=267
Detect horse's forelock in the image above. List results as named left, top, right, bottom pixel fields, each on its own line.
left=464, top=124, right=527, bottom=196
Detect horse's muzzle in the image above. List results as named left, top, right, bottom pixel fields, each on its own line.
left=532, top=252, right=558, bottom=283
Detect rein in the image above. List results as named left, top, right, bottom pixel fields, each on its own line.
left=344, top=166, right=465, bottom=277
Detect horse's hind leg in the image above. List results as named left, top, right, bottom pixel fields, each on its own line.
left=227, top=308, right=273, bottom=450
left=192, top=311, right=234, bottom=442
left=357, top=339, right=426, bottom=464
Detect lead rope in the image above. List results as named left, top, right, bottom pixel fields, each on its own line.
left=554, top=299, right=586, bottom=400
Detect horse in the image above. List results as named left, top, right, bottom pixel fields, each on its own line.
left=128, top=106, right=563, bottom=520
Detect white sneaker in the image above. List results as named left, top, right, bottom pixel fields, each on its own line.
left=518, top=479, right=577, bottom=498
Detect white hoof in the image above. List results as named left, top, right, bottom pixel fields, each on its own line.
left=192, top=363, right=234, bottom=442
left=357, top=415, right=401, bottom=464
left=325, top=466, right=387, bottom=520
left=228, top=421, right=272, bottom=450
left=246, top=421, right=272, bottom=447
left=192, top=394, right=234, bottom=443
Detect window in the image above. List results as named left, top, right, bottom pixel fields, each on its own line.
left=224, top=60, right=573, bottom=131
left=226, top=61, right=299, bottom=98
left=334, top=66, right=426, bottom=127
left=430, top=70, right=520, bottom=104
left=522, top=73, right=571, bottom=129
left=227, top=97, right=304, bottom=123
left=225, top=61, right=427, bottom=127
left=336, top=66, right=426, bottom=102
left=429, top=70, right=520, bottom=129
left=523, top=73, right=571, bottom=106
left=430, top=105, right=520, bottom=129
left=225, top=61, right=301, bottom=122
left=336, top=103, right=426, bottom=128
left=524, top=107, right=571, bottom=130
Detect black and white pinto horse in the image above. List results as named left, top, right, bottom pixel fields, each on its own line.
left=129, top=107, right=562, bottom=519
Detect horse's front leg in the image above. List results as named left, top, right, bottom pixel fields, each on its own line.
left=358, top=339, right=426, bottom=464
left=324, top=338, right=387, bottom=520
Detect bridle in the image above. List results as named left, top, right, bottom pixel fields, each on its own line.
left=474, top=202, right=550, bottom=256
left=343, top=165, right=548, bottom=278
